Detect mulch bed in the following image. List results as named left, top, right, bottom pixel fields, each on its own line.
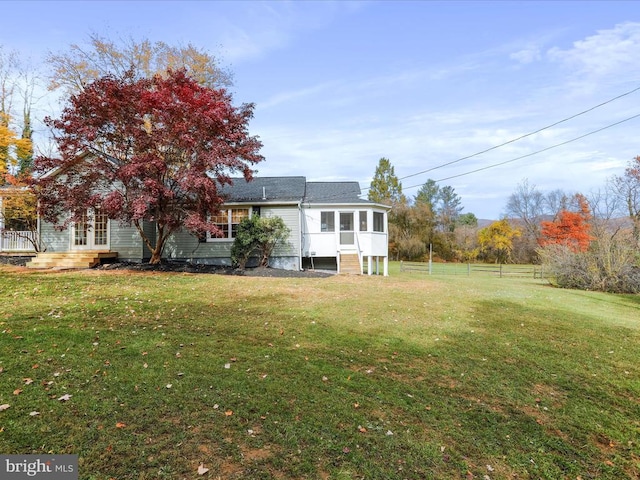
left=0, top=255, right=333, bottom=278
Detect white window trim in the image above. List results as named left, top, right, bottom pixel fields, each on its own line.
left=207, top=207, right=251, bottom=241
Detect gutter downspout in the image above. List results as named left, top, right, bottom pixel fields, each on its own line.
left=297, top=201, right=303, bottom=271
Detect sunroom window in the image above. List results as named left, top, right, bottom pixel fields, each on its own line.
left=321, top=211, right=335, bottom=232
left=373, top=212, right=384, bottom=232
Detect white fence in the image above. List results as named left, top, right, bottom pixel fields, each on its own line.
left=0, top=230, right=37, bottom=252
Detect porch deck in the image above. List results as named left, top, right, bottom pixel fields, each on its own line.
left=26, top=251, right=118, bottom=269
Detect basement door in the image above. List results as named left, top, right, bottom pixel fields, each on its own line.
left=70, top=209, right=110, bottom=250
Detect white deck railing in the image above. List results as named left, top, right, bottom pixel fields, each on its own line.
left=0, top=230, right=37, bottom=252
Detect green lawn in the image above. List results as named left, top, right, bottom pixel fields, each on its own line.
left=0, top=264, right=638, bottom=479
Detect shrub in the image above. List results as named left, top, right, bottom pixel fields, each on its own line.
left=231, top=215, right=290, bottom=269
left=539, top=236, right=640, bottom=293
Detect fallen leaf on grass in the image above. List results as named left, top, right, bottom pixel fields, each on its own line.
left=225, top=410, right=233, bottom=416
left=57, top=394, right=72, bottom=402
left=23, top=378, right=33, bottom=385
left=13, top=389, right=22, bottom=395
left=197, top=464, right=209, bottom=475
left=116, top=422, right=126, bottom=428
left=358, top=425, right=367, bottom=433
left=29, top=411, right=40, bottom=416
left=0, top=404, right=10, bottom=411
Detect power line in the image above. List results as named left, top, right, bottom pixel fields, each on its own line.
left=400, top=112, right=640, bottom=191
left=398, top=84, right=640, bottom=183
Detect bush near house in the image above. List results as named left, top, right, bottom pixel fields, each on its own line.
left=231, top=215, right=290, bottom=269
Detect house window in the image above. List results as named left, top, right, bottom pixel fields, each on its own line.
left=210, top=208, right=250, bottom=240
left=93, top=209, right=109, bottom=246
left=359, top=211, right=367, bottom=232
left=321, top=211, right=335, bottom=232
left=373, top=212, right=384, bottom=232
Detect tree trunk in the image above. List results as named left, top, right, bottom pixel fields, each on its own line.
left=149, top=227, right=167, bottom=264
left=149, top=247, right=163, bottom=264
left=134, top=219, right=166, bottom=264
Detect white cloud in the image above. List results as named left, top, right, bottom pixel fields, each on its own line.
left=258, top=81, right=340, bottom=110
left=510, top=45, right=542, bottom=64
left=547, top=22, right=640, bottom=77
left=218, top=2, right=365, bottom=62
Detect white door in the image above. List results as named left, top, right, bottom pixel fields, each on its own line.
left=71, top=209, right=109, bottom=250
left=339, top=212, right=354, bottom=246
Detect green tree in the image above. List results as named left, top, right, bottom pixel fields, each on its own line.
left=457, top=212, right=478, bottom=227
left=368, top=157, right=405, bottom=206
left=437, top=185, right=463, bottom=232
left=415, top=179, right=439, bottom=209
left=17, top=67, right=36, bottom=175
left=231, top=215, right=290, bottom=269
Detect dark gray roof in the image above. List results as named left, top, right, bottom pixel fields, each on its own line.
left=222, top=177, right=372, bottom=205
left=223, top=177, right=307, bottom=202
left=303, top=182, right=367, bottom=203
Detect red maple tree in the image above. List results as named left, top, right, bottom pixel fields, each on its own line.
left=33, top=70, right=263, bottom=263
left=539, top=194, right=594, bottom=252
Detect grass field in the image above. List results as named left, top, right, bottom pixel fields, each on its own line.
left=0, top=263, right=638, bottom=479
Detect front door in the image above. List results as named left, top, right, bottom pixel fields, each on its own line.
left=71, top=209, right=109, bottom=250
left=339, top=212, right=354, bottom=246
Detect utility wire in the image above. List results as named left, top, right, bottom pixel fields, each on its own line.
left=399, top=112, right=640, bottom=192
left=398, top=84, right=640, bottom=182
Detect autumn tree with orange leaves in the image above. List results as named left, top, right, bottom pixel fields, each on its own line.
left=539, top=194, right=594, bottom=252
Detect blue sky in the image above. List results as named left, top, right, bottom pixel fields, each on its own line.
left=2, top=1, right=639, bottom=219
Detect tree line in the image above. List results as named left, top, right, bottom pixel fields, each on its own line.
left=367, top=157, right=640, bottom=292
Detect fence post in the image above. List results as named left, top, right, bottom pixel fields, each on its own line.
left=467, top=263, right=470, bottom=276
left=400, top=260, right=403, bottom=272
left=500, top=263, right=503, bottom=278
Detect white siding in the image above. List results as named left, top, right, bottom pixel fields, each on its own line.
left=302, top=206, right=388, bottom=258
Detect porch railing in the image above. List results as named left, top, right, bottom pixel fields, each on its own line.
left=0, top=230, right=37, bottom=252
